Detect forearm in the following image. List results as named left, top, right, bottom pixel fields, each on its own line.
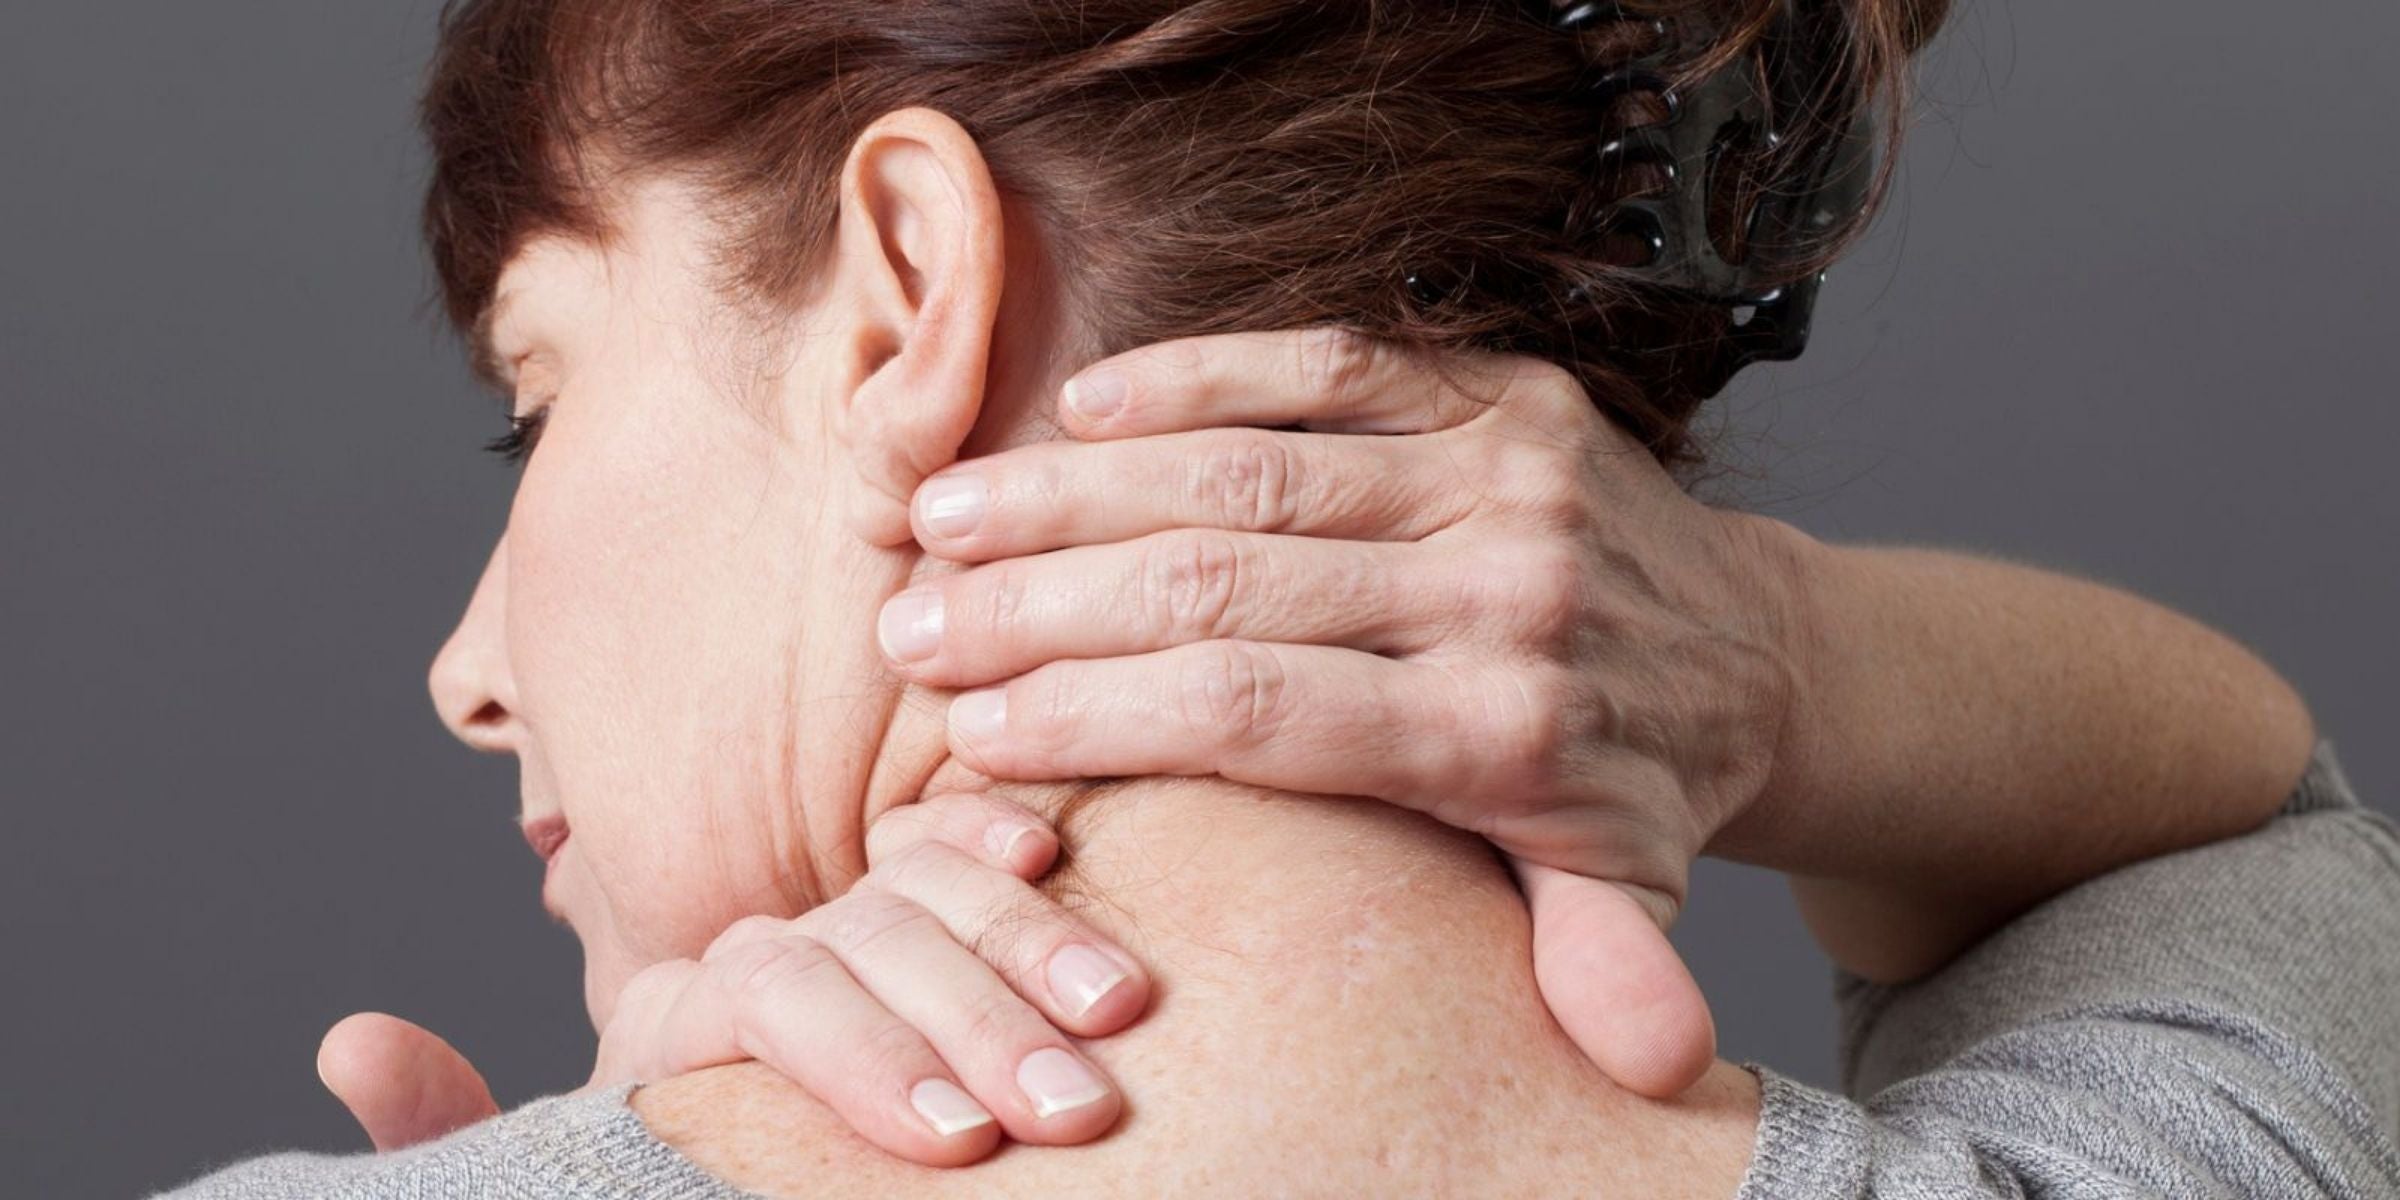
left=1709, top=522, right=2317, bottom=982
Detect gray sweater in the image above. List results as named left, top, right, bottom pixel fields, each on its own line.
left=158, top=740, right=2400, bottom=1198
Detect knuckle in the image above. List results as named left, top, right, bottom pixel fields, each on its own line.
left=869, top=792, right=1021, bottom=866
left=1474, top=539, right=1587, bottom=648
left=970, top=562, right=1031, bottom=644
left=1022, top=453, right=1070, bottom=514
left=1492, top=667, right=1577, bottom=793
left=939, top=790, right=1043, bottom=836
left=1190, top=431, right=1302, bottom=532
left=972, top=892, right=1055, bottom=959
left=1498, top=356, right=1590, bottom=420
left=815, top=890, right=941, bottom=959
left=865, top=838, right=973, bottom=901
left=855, top=1018, right=937, bottom=1083
left=1174, top=640, right=1290, bottom=747
left=862, top=802, right=937, bottom=866
left=723, top=936, right=844, bottom=1020
left=1493, top=440, right=1593, bottom=526
left=953, top=986, right=1037, bottom=1051
left=1004, top=666, right=1080, bottom=760
left=1138, top=531, right=1245, bottom=644
left=1294, top=325, right=1379, bottom=405
left=611, top=959, right=692, bottom=1020
left=705, top=914, right=792, bottom=961
left=1515, top=357, right=1583, bottom=403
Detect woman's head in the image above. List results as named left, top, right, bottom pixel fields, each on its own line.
left=423, top=0, right=1946, bottom=471
left=417, top=0, right=1945, bottom=1027
left=426, top=111, right=1060, bottom=1025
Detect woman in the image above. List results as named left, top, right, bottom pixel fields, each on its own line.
left=165, top=0, right=2397, bottom=1194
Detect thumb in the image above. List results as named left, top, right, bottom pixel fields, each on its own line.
left=1509, top=859, right=1716, bottom=1099
left=316, top=1012, right=501, bottom=1152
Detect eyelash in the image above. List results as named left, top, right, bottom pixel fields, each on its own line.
left=484, top=409, right=548, bottom=467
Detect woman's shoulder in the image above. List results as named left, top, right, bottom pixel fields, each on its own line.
left=635, top=1063, right=959, bottom=1195
left=636, top=1056, right=1765, bottom=1198
left=154, top=1086, right=748, bottom=1200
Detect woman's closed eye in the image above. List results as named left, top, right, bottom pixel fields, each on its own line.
left=485, top=408, right=549, bottom=468
left=483, top=345, right=563, bottom=468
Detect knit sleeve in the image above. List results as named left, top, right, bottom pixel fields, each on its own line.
left=148, top=1085, right=751, bottom=1200
left=1736, top=738, right=2400, bottom=1198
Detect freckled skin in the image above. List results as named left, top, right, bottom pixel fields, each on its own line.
left=636, top=785, right=1763, bottom=1198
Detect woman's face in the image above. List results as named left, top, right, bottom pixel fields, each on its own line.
left=427, top=178, right=906, bottom=1026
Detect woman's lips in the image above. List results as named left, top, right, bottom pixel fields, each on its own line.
left=522, top=815, right=571, bottom=864
left=525, top=816, right=574, bottom=924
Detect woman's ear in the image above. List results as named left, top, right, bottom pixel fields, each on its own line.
left=823, top=106, right=1006, bottom=546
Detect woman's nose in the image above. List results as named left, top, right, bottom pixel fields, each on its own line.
left=429, top=538, right=521, bottom=753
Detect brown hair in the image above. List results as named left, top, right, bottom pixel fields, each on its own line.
left=422, top=0, right=1947, bottom=470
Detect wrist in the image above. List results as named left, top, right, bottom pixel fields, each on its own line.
left=1702, top=512, right=1840, bottom=865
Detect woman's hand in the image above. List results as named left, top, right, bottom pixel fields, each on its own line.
left=883, top=329, right=1816, bottom=1098
left=318, top=793, right=1151, bottom=1165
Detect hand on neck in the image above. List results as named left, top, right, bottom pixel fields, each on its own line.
left=862, top=667, right=1523, bottom=989
left=642, top=727, right=1765, bottom=1197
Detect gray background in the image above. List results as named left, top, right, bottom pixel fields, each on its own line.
left=2, top=2, right=2392, bottom=1195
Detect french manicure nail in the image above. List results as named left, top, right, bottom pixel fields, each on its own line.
left=1063, top=370, right=1127, bottom=421
left=984, top=820, right=1041, bottom=865
left=1048, top=944, right=1131, bottom=1018
left=909, top=1078, right=996, bottom=1137
left=877, top=589, right=945, bottom=663
left=918, top=474, right=988, bottom=539
left=950, top=688, right=1006, bottom=742
left=1018, top=1048, right=1111, bottom=1119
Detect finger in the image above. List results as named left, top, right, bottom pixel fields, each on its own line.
left=589, top=958, right=742, bottom=1090
left=1057, top=327, right=1512, bottom=437
left=864, top=789, right=1060, bottom=879
left=713, top=933, right=1010, bottom=1165
left=1512, top=861, right=1716, bottom=1099
left=863, top=838, right=1151, bottom=1037
left=883, top=531, right=1449, bottom=688
left=799, top=884, right=1125, bottom=1145
left=316, top=1012, right=500, bottom=1153
left=910, top=426, right=1484, bottom=560
left=946, top=641, right=1479, bottom=808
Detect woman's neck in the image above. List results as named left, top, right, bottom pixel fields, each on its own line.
left=654, top=717, right=1764, bottom=1195
left=861, top=678, right=1521, bottom=961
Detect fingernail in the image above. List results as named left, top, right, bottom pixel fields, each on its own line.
left=917, top=474, right=988, bottom=540
left=1063, top=370, right=1126, bottom=421
left=1018, top=1048, right=1111, bottom=1119
left=950, top=688, right=1006, bottom=742
left=909, top=1078, right=996, bottom=1137
left=1048, top=944, right=1131, bottom=1018
left=877, top=588, right=944, bottom=663
left=984, top=820, right=1041, bottom=866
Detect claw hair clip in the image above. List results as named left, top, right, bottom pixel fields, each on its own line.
left=1539, top=0, right=1874, bottom=397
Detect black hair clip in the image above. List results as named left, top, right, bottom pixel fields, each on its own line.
left=1531, top=0, right=1874, bottom=397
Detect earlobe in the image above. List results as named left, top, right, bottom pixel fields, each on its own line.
left=826, top=107, right=1006, bottom=547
